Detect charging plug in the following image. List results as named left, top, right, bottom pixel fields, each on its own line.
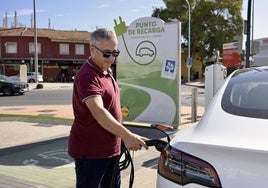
left=114, top=16, right=127, bottom=37
left=145, top=139, right=168, bottom=152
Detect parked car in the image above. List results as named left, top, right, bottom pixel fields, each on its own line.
left=10, top=72, right=43, bottom=83
left=156, top=66, right=268, bottom=188
left=0, top=74, right=29, bottom=96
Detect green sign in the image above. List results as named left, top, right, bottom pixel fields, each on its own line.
left=114, top=16, right=180, bottom=125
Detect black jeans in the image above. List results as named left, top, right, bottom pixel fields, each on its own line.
left=74, top=156, right=121, bottom=188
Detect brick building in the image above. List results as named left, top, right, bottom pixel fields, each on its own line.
left=0, top=27, right=90, bottom=82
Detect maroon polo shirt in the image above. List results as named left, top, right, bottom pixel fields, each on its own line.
left=68, top=58, right=122, bottom=159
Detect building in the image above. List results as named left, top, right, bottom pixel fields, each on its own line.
left=0, top=27, right=90, bottom=82
left=181, top=50, right=203, bottom=81
left=252, top=37, right=268, bottom=67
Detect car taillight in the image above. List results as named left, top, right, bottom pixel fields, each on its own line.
left=158, top=146, right=222, bottom=188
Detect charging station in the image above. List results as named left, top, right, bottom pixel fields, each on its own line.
left=205, top=64, right=227, bottom=108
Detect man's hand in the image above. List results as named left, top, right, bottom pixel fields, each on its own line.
left=122, top=132, right=148, bottom=151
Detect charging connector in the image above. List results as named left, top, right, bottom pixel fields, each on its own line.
left=145, top=139, right=168, bottom=152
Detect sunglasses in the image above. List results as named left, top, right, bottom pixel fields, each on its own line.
left=92, top=45, right=120, bottom=58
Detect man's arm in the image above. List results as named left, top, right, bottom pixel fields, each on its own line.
left=85, top=96, right=148, bottom=151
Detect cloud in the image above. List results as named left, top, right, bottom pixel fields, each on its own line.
left=55, top=14, right=64, bottom=17
left=17, top=9, right=34, bottom=16
left=130, top=9, right=140, bottom=13
left=0, top=10, right=28, bottom=18
left=130, top=6, right=149, bottom=13
left=1, top=9, right=47, bottom=18
left=96, top=4, right=111, bottom=9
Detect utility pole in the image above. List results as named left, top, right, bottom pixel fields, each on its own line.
left=183, top=0, right=191, bottom=82
left=33, top=0, right=38, bottom=82
left=245, top=0, right=252, bottom=68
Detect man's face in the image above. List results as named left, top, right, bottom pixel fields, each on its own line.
left=90, top=39, right=119, bottom=72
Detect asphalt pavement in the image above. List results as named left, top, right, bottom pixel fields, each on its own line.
left=0, top=81, right=205, bottom=188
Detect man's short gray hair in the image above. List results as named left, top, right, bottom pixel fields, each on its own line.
left=89, top=28, right=117, bottom=46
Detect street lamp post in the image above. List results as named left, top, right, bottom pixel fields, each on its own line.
left=183, top=0, right=191, bottom=82
left=33, top=0, right=38, bottom=82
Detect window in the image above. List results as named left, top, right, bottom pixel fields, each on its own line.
left=5, top=42, right=17, bottom=53
left=75, top=44, right=84, bottom=55
left=29, top=43, right=41, bottom=54
left=60, top=43, right=69, bottom=54
left=222, top=68, right=268, bottom=119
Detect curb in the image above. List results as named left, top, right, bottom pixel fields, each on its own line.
left=28, top=82, right=73, bottom=90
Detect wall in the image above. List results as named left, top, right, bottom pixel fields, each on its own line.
left=181, top=51, right=203, bottom=81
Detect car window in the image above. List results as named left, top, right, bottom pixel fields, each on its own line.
left=230, top=83, right=268, bottom=109
left=222, top=68, right=268, bottom=119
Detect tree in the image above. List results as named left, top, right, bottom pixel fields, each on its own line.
left=152, top=0, right=243, bottom=61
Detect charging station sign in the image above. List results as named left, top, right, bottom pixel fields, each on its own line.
left=114, top=16, right=180, bottom=125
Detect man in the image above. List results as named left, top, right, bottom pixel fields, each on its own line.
left=68, top=28, right=148, bottom=188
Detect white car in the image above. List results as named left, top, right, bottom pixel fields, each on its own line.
left=10, top=72, right=43, bottom=83
left=156, top=66, right=268, bottom=188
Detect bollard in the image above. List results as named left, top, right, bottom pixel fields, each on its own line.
left=191, top=88, right=197, bottom=123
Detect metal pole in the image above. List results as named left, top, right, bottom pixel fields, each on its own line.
left=251, top=0, right=254, bottom=55
left=191, top=87, right=197, bottom=123
left=245, top=0, right=252, bottom=68
left=33, top=0, right=38, bottom=82
left=184, top=0, right=191, bottom=82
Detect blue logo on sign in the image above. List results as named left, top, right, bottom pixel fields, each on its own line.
left=165, top=60, right=175, bottom=73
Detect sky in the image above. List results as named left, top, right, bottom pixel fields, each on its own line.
left=0, top=0, right=165, bottom=32
left=0, top=0, right=267, bottom=39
